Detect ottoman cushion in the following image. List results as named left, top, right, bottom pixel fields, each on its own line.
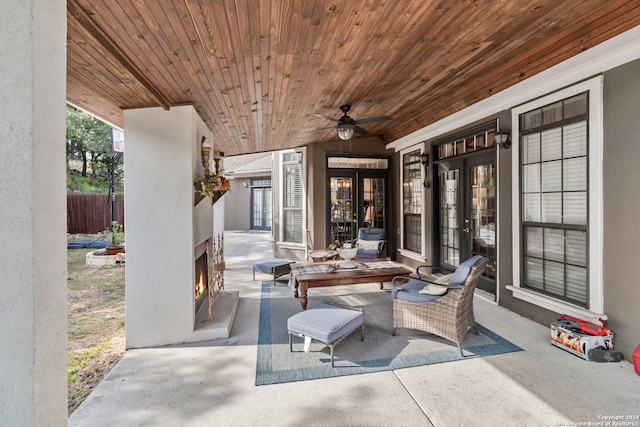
left=287, top=302, right=363, bottom=344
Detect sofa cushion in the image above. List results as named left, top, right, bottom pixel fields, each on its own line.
left=287, top=302, right=364, bottom=344
left=357, top=248, right=381, bottom=259
left=358, top=239, right=383, bottom=250
left=449, top=255, right=484, bottom=287
left=392, top=279, right=443, bottom=303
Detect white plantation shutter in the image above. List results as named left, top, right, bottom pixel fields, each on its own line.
left=283, top=153, right=303, bottom=243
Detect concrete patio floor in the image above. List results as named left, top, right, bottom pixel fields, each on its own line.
left=69, top=231, right=640, bottom=427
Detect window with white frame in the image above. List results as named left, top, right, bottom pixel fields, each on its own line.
left=282, top=152, right=303, bottom=244
left=521, top=93, right=588, bottom=306
left=402, top=149, right=422, bottom=254
left=510, top=76, right=604, bottom=317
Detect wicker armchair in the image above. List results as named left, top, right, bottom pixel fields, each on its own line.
left=391, top=256, right=489, bottom=357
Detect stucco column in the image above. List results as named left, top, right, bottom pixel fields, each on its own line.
left=125, top=105, right=216, bottom=348
left=0, top=0, right=68, bottom=425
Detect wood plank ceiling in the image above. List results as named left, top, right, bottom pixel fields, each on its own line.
left=67, top=0, right=640, bottom=156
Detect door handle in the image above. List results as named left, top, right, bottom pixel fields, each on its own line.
left=463, top=227, right=471, bottom=233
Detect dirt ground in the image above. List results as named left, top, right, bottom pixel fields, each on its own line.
left=67, top=237, right=125, bottom=415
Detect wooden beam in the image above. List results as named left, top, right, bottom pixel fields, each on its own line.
left=68, top=0, right=171, bottom=110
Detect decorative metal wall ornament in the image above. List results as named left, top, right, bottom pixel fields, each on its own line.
left=205, top=234, right=225, bottom=321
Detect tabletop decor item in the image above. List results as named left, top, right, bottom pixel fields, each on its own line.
left=337, top=244, right=358, bottom=269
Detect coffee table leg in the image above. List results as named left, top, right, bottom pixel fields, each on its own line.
left=300, top=283, right=308, bottom=310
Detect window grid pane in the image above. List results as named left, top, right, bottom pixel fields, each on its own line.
left=523, top=226, right=588, bottom=306
left=404, top=214, right=421, bottom=253
left=327, top=156, right=388, bottom=169
left=251, top=178, right=271, bottom=187
left=520, top=92, right=589, bottom=307
left=436, top=129, right=495, bottom=160
left=402, top=150, right=422, bottom=253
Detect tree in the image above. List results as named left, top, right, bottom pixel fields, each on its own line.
left=66, top=105, right=112, bottom=178
left=66, top=105, right=123, bottom=193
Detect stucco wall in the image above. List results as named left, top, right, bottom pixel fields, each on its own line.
left=224, top=178, right=252, bottom=230
left=0, top=0, right=68, bottom=424
left=124, top=105, right=215, bottom=348
left=602, top=59, right=640, bottom=357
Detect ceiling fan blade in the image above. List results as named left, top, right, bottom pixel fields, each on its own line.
left=354, top=126, right=370, bottom=136
left=355, top=115, right=393, bottom=125
left=305, top=125, right=335, bottom=133
left=313, top=113, right=340, bottom=122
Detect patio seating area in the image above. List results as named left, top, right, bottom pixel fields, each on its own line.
left=69, top=231, right=640, bottom=427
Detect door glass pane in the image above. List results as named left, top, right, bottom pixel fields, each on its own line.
left=252, top=189, right=263, bottom=228
left=330, top=177, right=354, bottom=244
left=363, top=177, right=385, bottom=229
left=264, top=188, right=272, bottom=229
left=471, top=164, right=496, bottom=279
left=440, top=169, right=459, bottom=267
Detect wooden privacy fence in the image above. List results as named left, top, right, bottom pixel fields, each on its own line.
left=67, top=193, right=124, bottom=234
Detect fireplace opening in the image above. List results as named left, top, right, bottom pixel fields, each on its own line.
left=195, top=252, right=208, bottom=313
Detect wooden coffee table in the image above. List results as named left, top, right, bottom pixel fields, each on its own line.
left=292, top=261, right=410, bottom=310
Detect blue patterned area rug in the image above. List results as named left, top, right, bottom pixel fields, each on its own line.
left=255, top=281, right=522, bottom=386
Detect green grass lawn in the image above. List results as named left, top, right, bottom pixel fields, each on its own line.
left=67, top=243, right=125, bottom=415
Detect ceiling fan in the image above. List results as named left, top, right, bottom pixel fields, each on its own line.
left=313, top=104, right=393, bottom=140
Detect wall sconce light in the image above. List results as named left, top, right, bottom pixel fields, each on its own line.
left=243, top=182, right=249, bottom=188
left=201, top=136, right=211, bottom=175
left=495, top=132, right=511, bottom=149
left=420, top=152, right=430, bottom=188
left=336, top=123, right=355, bottom=141
left=212, top=151, right=224, bottom=175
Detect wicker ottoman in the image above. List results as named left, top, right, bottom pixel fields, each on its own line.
left=252, top=258, right=292, bottom=285
left=287, top=302, right=364, bottom=367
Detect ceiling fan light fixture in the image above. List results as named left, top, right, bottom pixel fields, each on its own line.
left=337, top=123, right=355, bottom=140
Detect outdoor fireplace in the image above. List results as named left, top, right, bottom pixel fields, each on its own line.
left=195, top=251, right=208, bottom=314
